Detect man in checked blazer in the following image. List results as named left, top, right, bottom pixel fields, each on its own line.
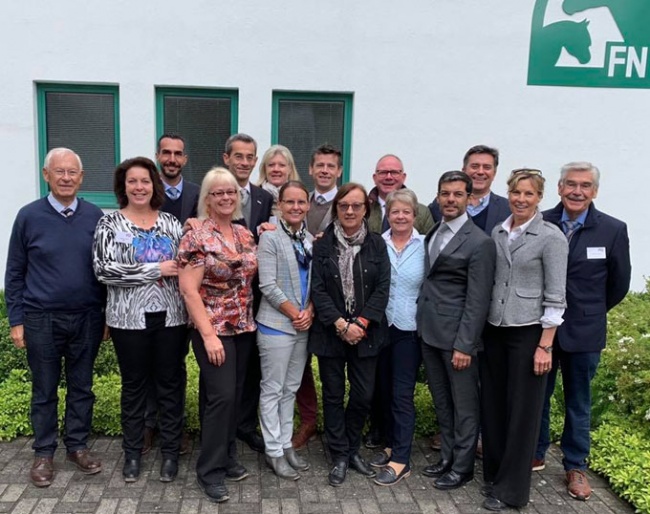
left=416, top=171, right=496, bottom=490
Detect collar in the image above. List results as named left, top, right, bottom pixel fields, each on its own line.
left=313, top=187, right=337, bottom=203
left=561, top=207, right=588, bottom=226
left=241, top=182, right=251, bottom=194
left=444, top=212, right=469, bottom=234
left=47, top=193, right=78, bottom=214
left=163, top=177, right=184, bottom=194
left=501, top=211, right=537, bottom=235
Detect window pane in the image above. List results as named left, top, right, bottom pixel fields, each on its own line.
left=163, top=96, right=232, bottom=186
left=277, top=100, right=345, bottom=190
left=45, top=91, right=116, bottom=192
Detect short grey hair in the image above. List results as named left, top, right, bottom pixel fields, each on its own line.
left=43, top=148, right=83, bottom=170
left=386, top=188, right=418, bottom=213
left=559, top=161, right=600, bottom=189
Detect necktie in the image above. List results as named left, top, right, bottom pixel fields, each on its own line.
left=240, top=188, right=252, bottom=226
left=240, top=188, right=250, bottom=206
left=316, top=195, right=327, bottom=206
left=167, top=187, right=180, bottom=200
left=429, top=223, right=450, bottom=266
left=563, top=220, right=579, bottom=242
left=61, top=207, right=74, bottom=218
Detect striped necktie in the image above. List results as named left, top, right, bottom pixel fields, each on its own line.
left=563, top=220, right=579, bottom=242
left=167, top=187, right=180, bottom=200
left=61, top=207, right=74, bottom=217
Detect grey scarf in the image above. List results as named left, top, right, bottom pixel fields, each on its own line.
left=333, top=219, right=367, bottom=314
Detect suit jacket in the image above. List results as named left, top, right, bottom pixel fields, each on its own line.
left=428, top=192, right=511, bottom=235
left=256, top=228, right=313, bottom=335
left=234, top=183, right=273, bottom=243
left=416, top=217, right=496, bottom=355
left=308, top=191, right=333, bottom=234
left=543, top=203, right=631, bottom=352
left=162, top=179, right=200, bottom=224
left=488, top=211, right=568, bottom=327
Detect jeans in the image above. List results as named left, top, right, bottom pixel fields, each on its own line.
left=536, top=346, right=601, bottom=471
left=24, top=310, right=104, bottom=456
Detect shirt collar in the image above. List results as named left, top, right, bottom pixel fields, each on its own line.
left=561, top=207, right=588, bottom=226
left=47, top=193, right=78, bottom=214
left=314, top=187, right=337, bottom=203
left=501, top=212, right=536, bottom=235
left=163, top=177, right=184, bottom=194
left=444, top=212, right=469, bottom=234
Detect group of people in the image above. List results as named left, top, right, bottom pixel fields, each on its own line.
left=5, top=135, right=631, bottom=511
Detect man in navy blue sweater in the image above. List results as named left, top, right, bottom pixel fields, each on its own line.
left=5, top=148, right=106, bottom=487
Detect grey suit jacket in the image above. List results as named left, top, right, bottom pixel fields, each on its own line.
left=488, top=211, right=568, bottom=327
left=256, top=227, right=313, bottom=335
left=416, top=217, right=496, bottom=355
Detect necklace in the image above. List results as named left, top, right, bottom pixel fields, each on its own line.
left=392, top=238, right=409, bottom=253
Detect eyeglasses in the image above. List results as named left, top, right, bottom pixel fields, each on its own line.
left=208, top=189, right=238, bottom=198
left=375, top=169, right=404, bottom=178
left=511, top=168, right=543, bottom=176
left=562, top=180, right=594, bottom=191
left=337, top=202, right=365, bottom=213
left=51, top=169, right=81, bottom=178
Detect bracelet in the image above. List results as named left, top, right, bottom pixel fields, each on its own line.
left=351, top=318, right=368, bottom=331
left=337, top=322, right=350, bottom=336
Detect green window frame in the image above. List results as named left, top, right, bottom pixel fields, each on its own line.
left=155, top=87, right=238, bottom=186
left=271, top=91, right=353, bottom=189
left=36, top=83, right=120, bottom=208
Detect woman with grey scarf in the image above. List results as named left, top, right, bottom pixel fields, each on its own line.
left=308, top=183, right=391, bottom=488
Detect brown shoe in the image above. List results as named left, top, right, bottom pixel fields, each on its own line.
left=430, top=433, right=442, bottom=451
left=292, top=424, right=317, bottom=450
left=179, top=430, right=192, bottom=455
left=66, top=449, right=102, bottom=475
left=532, top=458, right=546, bottom=471
left=566, top=469, right=592, bottom=501
left=142, top=426, right=155, bottom=455
left=30, top=457, right=54, bottom=487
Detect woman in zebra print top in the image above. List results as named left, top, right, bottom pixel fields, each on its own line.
left=93, top=157, right=187, bottom=484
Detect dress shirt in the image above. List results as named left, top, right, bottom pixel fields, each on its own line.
left=467, top=192, right=491, bottom=217
left=164, top=177, right=184, bottom=197
left=560, top=207, right=588, bottom=233
left=428, top=212, right=468, bottom=255
left=314, top=187, right=337, bottom=204
left=47, top=193, right=78, bottom=215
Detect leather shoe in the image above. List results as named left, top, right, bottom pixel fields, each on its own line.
left=266, top=455, right=300, bottom=480
left=160, top=459, right=178, bottom=482
left=328, top=460, right=348, bottom=487
left=363, top=430, right=383, bottom=449
left=481, top=482, right=494, bottom=498
left=349, top=453, right=376, bottom=478
left=225, top=462, right=249, bottom=481
left=373, top=464, right=411, bottom=486
left=66, top=449, right=102, bottom=475
left=532, top=458, right=546, bottom=471
left=142, top=426, right=155, bottom=455
left=284, top=448, right=310, bottom=471
left=237, top=430, right=265, bottom=453
left=179, top=430, right=191, bottom=455
left=482, top=496, right=511, bottom=511
left=422, top=459, right=451, bottom=478
left=197, top=477, right=229, bottom=503
left=30, top=456, right=53, bottom=488
left=430, top=432, right=442, bottom=451
left=291, top=423, right=317, bottom=450
left=433, top=470, right=474, bottom=490
left=566, top=469, right=592, bottom=501
left=123, top=458, right=141, bottom=482
left=370, top=449, right=391, bottom=468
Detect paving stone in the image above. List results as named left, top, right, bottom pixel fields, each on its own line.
left=116, top=498, right=140, bottom=514
left=0, top=483, right=27, bottom=502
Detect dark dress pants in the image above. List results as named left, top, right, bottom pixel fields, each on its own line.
left=367, top=341, right=393, bottom=444
left=480, top=324, right=548, bottom=508
left=24, top=310, right=103, bottom=457
left=318, top=346, right=378, bottom=462
left=111, top=312, right=187, bottom=460
left=193, top=330, right=255, bottom=484
left=295, top=354, right=318, bottom=427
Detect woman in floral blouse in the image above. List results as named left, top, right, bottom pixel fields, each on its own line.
left=178, top=167, right=258, bottom=504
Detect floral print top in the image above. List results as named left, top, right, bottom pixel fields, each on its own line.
left=178, top=219, right=257, bottom=335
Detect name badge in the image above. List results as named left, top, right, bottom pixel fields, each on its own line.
left=587, top=247, right=606, bottom=259
left=115, top=231, right=134, bottom=244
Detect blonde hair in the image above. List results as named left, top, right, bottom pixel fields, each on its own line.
left=198, top=167, right=243, bottom=220
left=256, top=145, right=299, bottom=186
left=507, top=170, right=545, bottom=197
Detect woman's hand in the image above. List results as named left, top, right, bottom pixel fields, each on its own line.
left=292, top=309, right=313, bottom=332
left=159, top=260, right=178, bottom=277
left=534, top=347, right=552, bottom=375
left=257, top=222, right=277, bottom=235
left=204, top=335, right=226, bottom=366
left=182, top=218, right=201, bottom=234
left=343, top=323, right=365, bottom=345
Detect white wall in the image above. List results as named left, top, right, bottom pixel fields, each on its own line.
left=2, top=0, right=647, bottom=289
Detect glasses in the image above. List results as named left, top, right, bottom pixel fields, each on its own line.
left=51, top=169, right=81, bottom=178
left=208, top=189, right=238, bottom=198
left=337, top=202, right=365, bottom=213
left=511, top=168, right=543, bottom=176
left=375, top=169, right=404, bottom=178
left=562, top=180, right=594, bottom=191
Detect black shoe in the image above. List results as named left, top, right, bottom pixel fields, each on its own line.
left=123, top=458, right=140, bottom=483
left=197, top=477, right=229, bottom=503
left=160, top=459, right=178, bottom=483
left=421, top=459, right=451, bottom=478
left=349, top=453, right=376, bottom=478
left=369, top=450, right=391, bottom=468
left=328, top=460, right=348, bottom=487
left=433, top=470, right=474, bottom=490
left=373, top=464, right=411, bottom=486
left=482, top=496, right=511, bottom=511
left=363, top=431, right=383, bottom=449
left=225, top=463, right=249, bottom=481
left=481, top=483, right=494, bottom=498
left=237, top=431, right=265, bottom=453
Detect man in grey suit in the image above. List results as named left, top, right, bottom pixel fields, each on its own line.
left=417, top=171, right=496, bottom=490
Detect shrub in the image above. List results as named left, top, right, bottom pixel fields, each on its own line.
left=0, top=369, right=33, bottom=440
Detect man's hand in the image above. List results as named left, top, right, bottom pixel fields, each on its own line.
left=102, top=325, right=111, bottom=341
left=451, top=350, right=471, bottom=371
left=11, top=325, right=25, bottom=349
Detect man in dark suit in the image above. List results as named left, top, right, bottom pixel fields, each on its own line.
left=417, top=171, right=496, bottom=490
left=534, top=162, right=631, bottom=502
left=429, top=145, right=510, bottom=235
left=223, top=133, right=273, bottom=453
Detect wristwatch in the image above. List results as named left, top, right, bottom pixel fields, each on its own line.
left=537, top=345, right=553, bottom=353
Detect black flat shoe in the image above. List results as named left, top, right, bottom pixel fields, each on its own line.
left=350, top=453, right=376, bottom=478
left=481, top=483, right=494, bottom=498
left=197, top=477, right=229, bottom=503
left=421, top=459, right=451, bottom=478
left=363, top=430, right=384, bottom=449
left=328, top=460, right=348, bottom=487
left=482, top=496, right=511, bottom=511
left=369, top=450, right=391, bottom=468
left=159, top=458, right=178, bottom=483
left=225, top=462, right=249, bottom=481
left=237, top=431, right=265, bottom=453
left=433, top=470, right=474, bottom=490
left=373, top=465, right=411, bottom=486
left=123, top=458, right=140, bottom=483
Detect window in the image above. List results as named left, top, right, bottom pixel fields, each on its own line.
left=156, top=87, right=238, bottom=186
left=37, top=83, right=120, bottom=208
left=271, top=92, right=353, bottom=190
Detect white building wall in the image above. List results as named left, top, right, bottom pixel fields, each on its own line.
left=2, top=0, right=648, bottom=288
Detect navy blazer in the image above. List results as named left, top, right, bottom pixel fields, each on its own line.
left=428, top=192, right=511, bottom=235
left=234, top=183, right=274, bottom=243
left=543, top=203, right=631, bottom=353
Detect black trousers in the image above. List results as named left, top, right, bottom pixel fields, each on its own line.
left=237, top=340, right=261, bottom=436
left=192, top=330, right=255, bottom=484
left=318, top=347, right=378, bottom=462
left=110, top=312, right=187, bottom=460
left=480, top=324, right=548, bottom=507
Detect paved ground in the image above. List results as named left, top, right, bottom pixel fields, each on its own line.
left=0, top=434, right=633, bottom=514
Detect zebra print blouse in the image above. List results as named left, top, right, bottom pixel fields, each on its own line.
left=93, top=210, right=187, bottom=330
